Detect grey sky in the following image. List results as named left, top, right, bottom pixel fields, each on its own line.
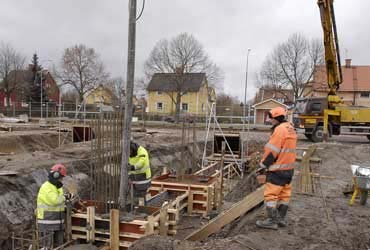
left=1, top=0, right=369, bottom=101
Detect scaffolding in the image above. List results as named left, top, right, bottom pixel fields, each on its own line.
left=201, top=102, right=244, bottom=176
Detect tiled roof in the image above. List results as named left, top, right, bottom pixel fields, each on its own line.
left=312, top=65, right=370, bottom=92
left=147, top=73, right=206, bottom=92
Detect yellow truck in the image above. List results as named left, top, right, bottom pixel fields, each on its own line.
left=294, top=0, right=370, bottom=142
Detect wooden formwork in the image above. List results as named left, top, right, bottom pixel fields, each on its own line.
left=70, top=190, right=189, bottom=249
left=71, top=207, right=154, bottom=249
left=148, top=174, right=218, bottom=217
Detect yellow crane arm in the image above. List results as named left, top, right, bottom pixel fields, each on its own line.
left=317, top=0, right=343, bottom=106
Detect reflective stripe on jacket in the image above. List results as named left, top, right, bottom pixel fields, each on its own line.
left=261, top=122, right=297, bottom=171
left=36, top=181, right=65, bottom=228
left=129, top=146, right=151, bottom=179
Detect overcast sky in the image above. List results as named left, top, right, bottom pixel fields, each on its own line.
left=1, top=0, right=369, bottom=101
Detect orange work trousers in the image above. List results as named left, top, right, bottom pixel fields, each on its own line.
left=264, top=182, right=292, bottom=207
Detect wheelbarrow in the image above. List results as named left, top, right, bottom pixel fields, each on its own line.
left=349, top=166, right=370, bottom=206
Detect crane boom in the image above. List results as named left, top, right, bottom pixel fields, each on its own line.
left=317, top=0, right=343, bottom=107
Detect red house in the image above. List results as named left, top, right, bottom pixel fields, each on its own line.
left=0, top=68, right=60, bottom=109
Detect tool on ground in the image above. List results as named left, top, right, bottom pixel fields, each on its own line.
left=349, top=165, right=370, bottom=206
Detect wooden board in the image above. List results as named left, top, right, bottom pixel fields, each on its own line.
left=0, top=171, right=18, bottom=176
left=110, top=209, right=119, bottom=250
left=185, top=186, right=264, bottom=241
left=296, top=156, right=321, bottom=163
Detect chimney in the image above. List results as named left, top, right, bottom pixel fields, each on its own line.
left=345, top=58, right=352, bottom=68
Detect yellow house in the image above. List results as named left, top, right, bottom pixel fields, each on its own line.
left=147, top=73, right=215, bottom=116
left=85, top=85, right=115, bottom=105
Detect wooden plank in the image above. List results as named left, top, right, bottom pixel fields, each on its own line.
left=110, top=209, right=119, bottom=250
left=296, top=155, right=321, bottom=163
left=296, top=147, right=323, bottom=150
left=187, top=191, right=193, bottom=215
left=146, top=215, right=155, bottom=235
left=159, top=205, right=169, bottom=236
left=194, top=162, right=219, bottom=175
left=0, top=170, right=18, bottom=176
left=87, top=206, right=95, bottom=242
left=185, top=186, right=264, bottom=241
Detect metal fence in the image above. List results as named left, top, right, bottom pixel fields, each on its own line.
left=0, top=102, right=255, bottom=124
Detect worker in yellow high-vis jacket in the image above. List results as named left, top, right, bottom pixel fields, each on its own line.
left=128, top=141, right=151, bottom=203
left=37, top=164, right=68, bottom=248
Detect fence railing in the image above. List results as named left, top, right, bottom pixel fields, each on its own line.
left=0, top=102, right=255, bottom=124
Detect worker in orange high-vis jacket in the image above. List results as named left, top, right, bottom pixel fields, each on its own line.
left=256, top=107, right=297, bottom=230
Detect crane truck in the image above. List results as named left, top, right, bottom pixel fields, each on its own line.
left=294, top=0, right=370, bottom=142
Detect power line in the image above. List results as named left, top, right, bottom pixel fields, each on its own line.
left=136, top=0, right=145, bottom=21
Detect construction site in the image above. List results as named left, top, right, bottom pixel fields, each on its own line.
left=1, top=109, right=370, bottom=250
left=2, top=0, right=370, bottom=249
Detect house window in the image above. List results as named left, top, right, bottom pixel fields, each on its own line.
left=182, top=103, right=188, bottom=112
left=276, top=98, right=285, bottom=103
left=157, top=91, right=162, bottom=95
left=360, top=92, right=370, bottom=98
left=156, top=102, right=163, bottom=111
left=311, top=103, right=321, bottom=112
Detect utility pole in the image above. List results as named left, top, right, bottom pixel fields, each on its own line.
left=119, top=0, right=137, bottom=210
left=241, top=49, right=251, bottom=168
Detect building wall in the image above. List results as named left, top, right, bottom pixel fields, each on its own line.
left=255, top=110, right=269, bottom=124
left=86, top=87, right=113, bottom=105
left=147, top=81, right=212, bottom=115
left=305, top=90, right=370, bottom=107
left=0, top=91, right=24, bottom=108
left=44, top=73, right=60, bottom=103
left=253, top=100, right=287, bottom=124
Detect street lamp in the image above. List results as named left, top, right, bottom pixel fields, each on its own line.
left=242, top=49, right=251, bottom=166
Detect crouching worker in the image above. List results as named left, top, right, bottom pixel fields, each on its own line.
left=128, top=141, right=151, bottom=205
left=37, top=164, right=68, bottom=248
left=256, top=107, right=297, bottom=230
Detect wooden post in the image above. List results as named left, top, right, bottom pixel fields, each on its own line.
left=219, top=142, right=226, bottom=208
left=159, top=205, right=169, bottom=236
left=147, top=215, right=155, bottom=235
left=187, top=191, right=193, bottom=215
left=192, top=122, right=197, bottom=171
left=65, top=202, right=72, bottom=242
left=110, top=209, right=119, bottom=250
left=87, top=206, right=95, bottom=242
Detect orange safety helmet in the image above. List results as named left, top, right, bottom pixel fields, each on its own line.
left=51, top=164, right=67, bottom=178
left=268, top=107, right=287, bottom=119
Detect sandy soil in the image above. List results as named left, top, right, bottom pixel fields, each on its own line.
left=131, top=133, right=370, bottom=250
left=2, top=124, right=370, bottom=250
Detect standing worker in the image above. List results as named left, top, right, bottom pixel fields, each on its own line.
left=128, top=141, right=151, bottom=205
left=36, top=164, right=69, bottom=247
left=256, top=107, right=297, bottom=230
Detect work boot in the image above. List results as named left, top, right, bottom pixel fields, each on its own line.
left=277, top=204, right=288, bottom=227
left=256, top=206, right=278, bottom=230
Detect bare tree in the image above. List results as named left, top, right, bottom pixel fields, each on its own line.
left=258, top=33, right=324, bottom=101
left=144, top=33, right=224, bottom=121
left=0, top=42, right=25, bottom=111
left=106, top=77, right=126, bottom=108
left=57, top=44, right=109, bottom=103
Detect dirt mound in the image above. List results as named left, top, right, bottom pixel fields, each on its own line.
left=0, top=131, right=62, bottom=154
